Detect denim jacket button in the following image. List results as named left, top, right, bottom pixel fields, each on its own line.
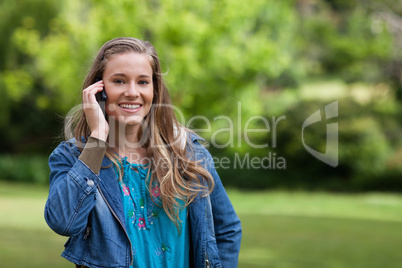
left=87, top=180, right=95, bottom=186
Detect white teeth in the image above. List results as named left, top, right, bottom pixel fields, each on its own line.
left=120, top=104, right=140, bottom=109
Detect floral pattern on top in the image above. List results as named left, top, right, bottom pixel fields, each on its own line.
left=155, top=242, right=172, bottom=262
left=122, top=185, right=130, bottom=196
left=119, top=180, right=163, bottom=230
left=117, top=157, right=189, bottom=268
left=151, top=185, right=160, bottom=198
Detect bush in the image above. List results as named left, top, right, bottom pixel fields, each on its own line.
left=272, top=99, right=401, bottom=191
left=214, top=98, right=402, bottom=191
left=0, top=154, right=49, bottom=184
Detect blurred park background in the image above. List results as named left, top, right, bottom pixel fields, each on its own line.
left=1, top=0, right=402, bottom=267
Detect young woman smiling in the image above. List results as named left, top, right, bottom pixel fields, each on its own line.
left=44, top=37, right=242, bottom=268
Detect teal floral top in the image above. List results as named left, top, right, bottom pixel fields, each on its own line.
left=117, top=157, right=190, bottom=268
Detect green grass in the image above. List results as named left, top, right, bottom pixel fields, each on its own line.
left=1, top=182, right=402, bottom=267
left=231, top=190, right=402, bottom=268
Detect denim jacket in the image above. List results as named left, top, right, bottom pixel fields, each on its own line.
left=44, top=134, right=242, bottom=268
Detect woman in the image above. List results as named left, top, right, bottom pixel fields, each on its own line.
left=44, top=37, right=242, bottom=268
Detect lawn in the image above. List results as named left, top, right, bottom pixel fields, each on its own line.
left=1, top=182, right=402, bottom=267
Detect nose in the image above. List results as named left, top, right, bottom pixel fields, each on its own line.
left=124, top=82, right=139, bottom=97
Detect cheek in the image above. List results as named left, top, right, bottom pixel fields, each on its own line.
left=150, top=91, right=155, bottom=103
left=105, top=103, right=117, bottom=116
left=105, top=93, right=119, bottom=114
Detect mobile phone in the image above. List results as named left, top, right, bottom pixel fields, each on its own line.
left=95, top=78, right=107, bottom=117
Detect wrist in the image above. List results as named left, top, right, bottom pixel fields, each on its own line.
left=90, top=131, right=108, bottom=142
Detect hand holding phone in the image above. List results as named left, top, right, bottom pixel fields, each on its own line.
left=82, top=79, right=109, bottom=142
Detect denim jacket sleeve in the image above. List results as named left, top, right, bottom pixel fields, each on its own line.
left=208, top=162, right=242, bottom=267
left=44, top=141, right=101, bottom=236
left=193, top=137, right=242, bottom=267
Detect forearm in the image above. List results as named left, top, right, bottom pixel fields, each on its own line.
left=44, top=140, right=106, bottom=236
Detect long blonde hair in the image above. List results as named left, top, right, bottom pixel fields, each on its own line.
left=66, top=37, right=214, bottom=231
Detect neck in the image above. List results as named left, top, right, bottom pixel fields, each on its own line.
left=107, top=119, right=146, bottom=159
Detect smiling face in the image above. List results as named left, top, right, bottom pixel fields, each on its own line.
left=103, top=52, right=154, bottom=127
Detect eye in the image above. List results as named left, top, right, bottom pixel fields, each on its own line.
left=113, top=79, right=124, bottom=84
left=138, top=80, right=150, bottom=85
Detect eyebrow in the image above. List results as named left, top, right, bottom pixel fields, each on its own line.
left=138, top=74, right=152, bottom=78
left=111, top=73, right=151, bottom=78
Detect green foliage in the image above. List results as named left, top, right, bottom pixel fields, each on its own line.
left=297, top=0, right=393, bottom=84
left=0, top=155, right=49, bottom=184
left=8, top=0, right=301, bottom=118
left=213, top=94, right=402, bottom=191
left=1, top=0, right=402, bottom=190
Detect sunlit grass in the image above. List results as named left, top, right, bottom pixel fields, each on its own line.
left=0, top=182, right=70, bottom=268
left=229, top=189, right=402, bottom=222
left=239, top=214, right=402, bottom=268
left=230, top=189, right=402, bottom=268
left=1, top=182, right=402, bottom=268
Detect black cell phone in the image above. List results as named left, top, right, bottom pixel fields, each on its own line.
left=95, top=78, right=107, bottom=117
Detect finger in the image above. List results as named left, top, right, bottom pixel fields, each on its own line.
left=85, top=87, right=103, bottom=99
left=83, top=83, right=103, bottom=95
left=83, top=83, right=104, bottom=101
left=89, top=87, right=105, bottom=104
left=83, top=80, right=103, bottom=91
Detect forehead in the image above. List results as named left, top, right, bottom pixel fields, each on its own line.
left=104, top=53, right=152, bottom=75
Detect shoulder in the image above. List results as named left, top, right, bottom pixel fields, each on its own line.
left=50, top=138, right=82, bottom=160
left=175, top=125, right=206, bottom=153
left=186, top=131, right=215, bottom=169
left=186, top=131, right=206, bottom=153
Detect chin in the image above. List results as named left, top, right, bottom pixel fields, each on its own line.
left=125, top=115, right=148, bottom=126
left=120, top=114, right=143, bottom=124
left=125, top=120, right=143, bottom=126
